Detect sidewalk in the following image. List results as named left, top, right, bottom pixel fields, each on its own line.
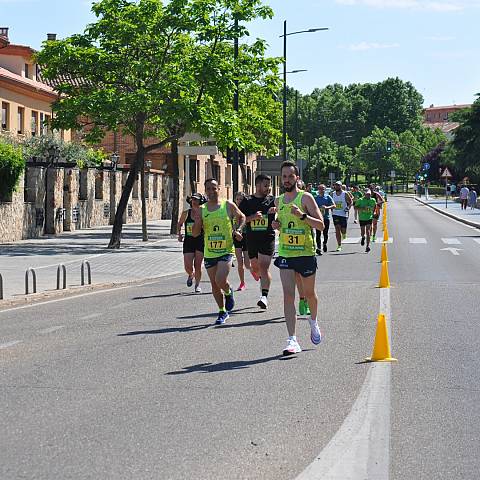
left=0, top=220, right=185, bottom=302
left=414, top=195, right=480, bottom=229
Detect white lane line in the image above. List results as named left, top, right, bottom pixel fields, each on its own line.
left=380, top=237, right=394, bottom=244
left=81, top=313, right=102, bottom=320
left=409, top=238, right=427, bottom=244
left=441, top=238, right=461, bottom=245
left=473, top=239, right=480, bottom=245
left=342, top=237, right=361, bottom=244
left=296, top=289, right=392, bottom=480
left=38, top=325, right=65, bottom=334
left=0, top=340, right=22, bottom=350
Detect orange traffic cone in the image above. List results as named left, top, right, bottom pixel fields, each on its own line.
left=381, top=242, right=389, bottom=263
left=378, top=261, right=390, bottom=288
left=366, top=314, right=397, bottom=362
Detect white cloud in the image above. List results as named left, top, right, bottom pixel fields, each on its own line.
left=341, top=41, right=401, bottom=51
left=335, top=0, right=480, bottom=11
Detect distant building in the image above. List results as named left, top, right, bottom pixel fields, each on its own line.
left=423, top=103, right=471, bottom=140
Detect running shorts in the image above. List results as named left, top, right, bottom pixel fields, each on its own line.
left=183, top=236, right=204, bottom=254
left=204, top=254, right=234, bottom=270
left=247, top=235, right=275, bottom=258
left=359, top=219, right=373, bottom=227
left=274, top=256, right=317, bottom=278
left=233, top=236, right=247, bottom=251
left=332, top=215, right=348, bottom=229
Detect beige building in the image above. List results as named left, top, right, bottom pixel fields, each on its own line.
left=0, top=28, right=70, bottom=142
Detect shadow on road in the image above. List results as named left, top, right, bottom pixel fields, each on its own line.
left=132, top=291, right=209, bottom=300
left=117, top=323, right=212, bottom=336
left=165, top=354, right=294, bottom=374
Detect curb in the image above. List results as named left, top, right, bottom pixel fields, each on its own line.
left=414, top=197, right=480, bottom=229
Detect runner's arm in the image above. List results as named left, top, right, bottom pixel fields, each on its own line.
left=177, top=210, right=188, bottom=235
left=227, top=201, right=246, bottom=236
left=191, top=209, right=203, bottom=238
left=291, top=193, right=324, bottom=231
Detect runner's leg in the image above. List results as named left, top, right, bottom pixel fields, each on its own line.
left=280, top=269, right=297, bottom=337
left=184, top=252, right=194, bottom=286
left=258, top=253, right=272, bottom=291
left=215, top=259, right=232, bottom=295
left=206, top=264, right=224, bottom=309
left=235, top=247, right=245, bottom=286
left=193, top=251, right=203, bottom=288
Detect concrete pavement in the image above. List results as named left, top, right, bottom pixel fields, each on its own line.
left=0, top=221, right=185, bottom=302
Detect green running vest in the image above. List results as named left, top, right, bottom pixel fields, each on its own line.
left=278, top=192, right=316, bottom=257
left=201, top=201, right=234, bottom=258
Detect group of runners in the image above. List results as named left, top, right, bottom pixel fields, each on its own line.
left=176, top=161, right=385, bottom=356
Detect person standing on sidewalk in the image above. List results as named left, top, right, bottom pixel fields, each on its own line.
left=468, top=188, right=477, bottom=210
left=314, top=183, right=335, bottom=255
left=272, top=161, right=324, bottom=356
left=355, top=189, right=377, bottom=253
left=460, top=185, right=469, bottom=210
left=331, top=181, right=352, bottom=252
left=240, top=174, right=276, bottom=309
left=191, top=178, right=245, bottom=325
left=177, top=193, right=206, bottom=293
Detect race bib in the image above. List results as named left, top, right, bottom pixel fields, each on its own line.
left=335, top=202, right=344, bottom=210
left=319, top=207, right=325, bottom=214
left=281, top=228, right=306, bottom=251
left=186, top=223, right=193, bottom=236
left=251, top=214, right=268, bottom=231
left=207, top=234, right=227, bottom=254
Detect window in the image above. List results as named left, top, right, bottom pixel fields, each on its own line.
left=79, top=170, right=88, bottom=200
left=44, top=114, right=51, bottom=134
left=153, top=174, right=158, bottom=199
left=31, top=111, right=38, bottom=136
left=443, top=112, right=449, bottom=121
left=24, top=63, right=29, bottom=79
left=213, top=163, right=220, bottom=182
left=39, top=113, right=45, bottom=135
left=1, top=102, right=9, bottom=130
left=17, top=107, right=25, bottom=134
left=189, top=158, right=199, bottom=182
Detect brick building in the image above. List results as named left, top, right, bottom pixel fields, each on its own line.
left=423, top=103, right=471, bottom=139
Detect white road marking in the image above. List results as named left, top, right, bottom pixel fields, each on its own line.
left=441, top=238, right=461, bottom=245
left=440, top=247, right=462, bottom=256
left=0, top=340, right=22, bottom=350
left=380, top=237, right=394, bottom=244
left=409, top=238, right=427, bottom=244
left=81, top=313, right=102, bottom=320
left=342, top=237, right=361, bottom=244
left=38, top=325, right=65, bottom=334
left=296, top=289, right=392, bottom=480
left=473, top=239, right=480, bottom=245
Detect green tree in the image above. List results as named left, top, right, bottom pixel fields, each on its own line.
left=36, top=0, right=280, bottom=248
left=0, top=140, right=25, bottom=201
left=302, top=136, right=338, bottom=183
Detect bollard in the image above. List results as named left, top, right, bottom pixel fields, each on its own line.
left=81, top=260, right=92, bottom=286
left=56, top=264, right=67, bottom=290
left=0, top=273, right=3, bottom=300
left=25, top=268, right=37, bottom=295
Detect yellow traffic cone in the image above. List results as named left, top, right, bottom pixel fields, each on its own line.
left=381, top=242, right=389, bottom=263
left=378, top=260, right=390, bottom=288
left=383, top=227, right=389, bottom=242
left=366, top=314, right=397, bottom=362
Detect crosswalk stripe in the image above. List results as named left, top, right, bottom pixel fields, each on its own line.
left=409, top=238, right=427, bottom=244
left=342, top=237, right=361, bottom=244
left=473, top=239, right=480, bottom=245
left=441, top=238, right=461, bottom=245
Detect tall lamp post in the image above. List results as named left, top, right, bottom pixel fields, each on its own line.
left=280, top=21, right=328, bottom=161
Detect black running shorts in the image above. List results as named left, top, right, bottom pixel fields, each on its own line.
left=332, top=215, right=348, bottom=229
left=233, top=236, right=247, bottom=251
left=359, top=219, right=373, bottom=227
left=274, top=256, right=317, bottom=278
left=247, top=235, right=275, bottom=259
left=183, top=236, right=204, bottom=254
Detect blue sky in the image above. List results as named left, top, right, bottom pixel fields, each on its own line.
left=2, top=0, right=478, bottom=107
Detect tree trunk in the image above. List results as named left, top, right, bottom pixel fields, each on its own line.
left=140, top=159, right=148, bottom=241
left=170, top=139, right=180, bottom=235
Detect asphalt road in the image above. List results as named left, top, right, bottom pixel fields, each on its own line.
left=1, top=197, right=479, bottom=479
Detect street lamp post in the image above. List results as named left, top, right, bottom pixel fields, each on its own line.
left=281, top=21, right=328, bottom=162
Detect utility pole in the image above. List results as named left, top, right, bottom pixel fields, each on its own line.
left=233, top=17, right=239, bottom=198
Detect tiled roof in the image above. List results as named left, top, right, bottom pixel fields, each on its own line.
left=0, top=66, right=56, bottom=96
left=423, top=121, right=460, bottom=134
left=424, top=104, right=471, bottom=112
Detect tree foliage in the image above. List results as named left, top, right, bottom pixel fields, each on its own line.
left=0, top=139, right=25, bottom=201
left=36, top=0, right=281, bottom=247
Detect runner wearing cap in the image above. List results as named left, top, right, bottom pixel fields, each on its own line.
left=351, top=185, right=363, bottom=224
left=355, top=189, right=377, bottom=253
left=331, top=181, right=352, bottom=252
left=177, top=193, right=206, bottom=292
left=314, top=184, right=335, bottom=254
left=369, top=184, right=385, bottom=242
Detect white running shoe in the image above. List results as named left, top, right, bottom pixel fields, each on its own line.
left=194, top=285, right=202, bottom=293
left=309, top=319, right=322, bottom=345
left=257, top=295, right=268, bottom=309
left=283, top=338, right=302, bottom=356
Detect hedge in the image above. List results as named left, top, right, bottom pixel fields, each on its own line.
left=0, top=141, right=25, bottom=201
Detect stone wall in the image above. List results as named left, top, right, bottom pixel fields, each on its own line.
left=0, top=166, right=168, bottom=244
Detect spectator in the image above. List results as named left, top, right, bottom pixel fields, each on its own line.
left=459, top=185, right=470, bottom=210
left=468, top=188, right=477, bottom=210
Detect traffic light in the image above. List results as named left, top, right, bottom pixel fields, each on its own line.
left=386, top=140, right=392, bottom=153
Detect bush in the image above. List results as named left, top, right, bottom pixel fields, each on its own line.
left=0, top=140, right=25, bottom=201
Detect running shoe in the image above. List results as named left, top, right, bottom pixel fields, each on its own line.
left=309, top=319, right=322, bottom=345
left=365, top=246, right=371, bottom=253
left=354, top=220, right=358, bottom=224
left=283, top=338, right=302, bottom=356
left=257, top=295, right=268, bottom=309
left=216, top=310, right=229, bottom=325
left=323, top=243, right=327, bottom=253
left=316, top=248, right=322, bottom=256
left=336, top=245, right=342, bottom=252
left=298, top=299, right=306, bottom=316
left=195, top=285, right=202, bottom=293
left=361, top=236, right=365, bottom=246
left=342, top=233, right=347, bottom=240
left=186, top=276, right=193, bottom=287
left=225, top=291, right=235, bottom=312
left=251, top=270, right=260, bottom=282
left=372, top=235, right=376, bottom=243
left=236, top=282, right=246, bottom=291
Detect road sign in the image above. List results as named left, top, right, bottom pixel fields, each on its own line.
left=441, top=167, right=452, bottom=178
left=422, top=162, right=430, bottom=171
left=329, top=172, right=335, bottom=182
left=390, top=170, right=396, bottom=178
left=256, top=155, right=283, bottom=176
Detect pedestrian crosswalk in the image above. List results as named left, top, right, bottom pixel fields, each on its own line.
left=336, top=236, right=480, bottom=247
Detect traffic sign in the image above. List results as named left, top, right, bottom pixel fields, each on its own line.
left=422, top=162, right=430, bottom=171
left=390, top=170, right=396, bottom=178
left=441, top=167, right=452, bottom=178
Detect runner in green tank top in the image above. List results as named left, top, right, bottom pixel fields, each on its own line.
left=272, top=161, right=325, bottom=356
left=191, top=178, right=245, bottom=325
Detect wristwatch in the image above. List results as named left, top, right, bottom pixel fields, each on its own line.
left=300, top=213, right=307, bottom=220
